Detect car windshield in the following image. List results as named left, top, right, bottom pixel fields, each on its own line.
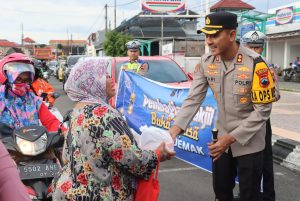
left=67, top=56, right=82, bottom=67
left=116, top=59, right=188, bottom=83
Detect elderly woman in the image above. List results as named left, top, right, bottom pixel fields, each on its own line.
left=52, top=58, right=173, bottom=201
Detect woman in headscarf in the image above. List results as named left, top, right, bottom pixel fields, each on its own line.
left=0, top=53, right=62, bottom=131
left=52, top=57, right=174, bottom=201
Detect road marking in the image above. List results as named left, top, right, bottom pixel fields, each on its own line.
left=159, top=167, right=199, bottom=173
left=272, top=108, right=300, bottom=115
left=272, top=126, right=300, bottom=142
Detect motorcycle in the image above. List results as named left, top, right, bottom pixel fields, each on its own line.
left=0, top=124, right=64, bottom=200
left=283, top=67, right=300, bottom=82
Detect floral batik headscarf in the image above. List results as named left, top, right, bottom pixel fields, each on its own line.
left=0, top=63, right=42, bottom=129
left=64, top=57, right=110, bottom=105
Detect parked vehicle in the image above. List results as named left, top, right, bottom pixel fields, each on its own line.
left=109, top=56, right=193, bottom=106
left=63, top=55, right=87, bottom=88
left=48, top=61, right=58, bottom=76
left=0, top=124, right=64, bottom=200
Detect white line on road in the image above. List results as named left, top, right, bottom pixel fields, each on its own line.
left=159, top=167, right=199, bottom=173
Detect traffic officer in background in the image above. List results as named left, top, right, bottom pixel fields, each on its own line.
left=242, top=30, right=278, bottom=201
left=121, top=40, right=149, bottom=76
left=169, top=11, right=276, bottom=201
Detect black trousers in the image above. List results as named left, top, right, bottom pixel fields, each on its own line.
left=212, top=148, right=264, bottom=201
left=261, top=119, right=275, bottom=201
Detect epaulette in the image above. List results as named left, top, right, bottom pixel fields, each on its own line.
left=202, top=53, right=213, bottom=62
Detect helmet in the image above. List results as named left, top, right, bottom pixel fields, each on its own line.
left=0, top=53, right=35, bottom=84
left=126, top=40, right=141, bottom=50
left=242, top=31, right=266, bottom=47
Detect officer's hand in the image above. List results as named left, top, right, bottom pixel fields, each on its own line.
left=169, top=125, right=182, bottom=142
left=121, top=66, right=127, bottom=71
left=208, top=134, right=236, bottom=162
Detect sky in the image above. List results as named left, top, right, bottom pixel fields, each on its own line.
left=0, top=0, right=298, bottom=44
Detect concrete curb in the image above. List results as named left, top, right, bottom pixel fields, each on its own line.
left=279, top=88, right=300, bottom=93
left=272, top=137, right=300, bottom=172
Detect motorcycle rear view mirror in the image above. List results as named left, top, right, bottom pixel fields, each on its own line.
left=63, top=110, right=73, bottom=123
left=52, top=92, right=61, bottom=99
left=40, top=93, right=48, bottom=100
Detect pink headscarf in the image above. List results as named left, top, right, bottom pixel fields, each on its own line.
left=64, top=57, right=110, bottom=105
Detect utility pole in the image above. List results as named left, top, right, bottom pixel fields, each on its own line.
left=21, top=23, right=23, bottom=45
left=105, top=4, right=108, bottom=33
left=160, top=16, right=164, bottom=56
left=70, top=34, right=73, bottom=55
left=67, top=29, right=69, bottom=56
left=114, top=0, right=116, bottom=29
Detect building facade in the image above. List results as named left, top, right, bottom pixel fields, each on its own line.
left=266, top=2, right=300, bottom=69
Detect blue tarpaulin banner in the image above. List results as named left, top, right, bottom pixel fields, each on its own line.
left=116, top=71, right=218, bottom=172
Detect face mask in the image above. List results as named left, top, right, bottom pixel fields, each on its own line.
left=11, top=83, right=30, bottom=96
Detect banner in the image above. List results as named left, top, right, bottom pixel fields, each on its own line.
left=116, top=71, right=218, bottom=172
left=141, top=0, right=186, bottom=13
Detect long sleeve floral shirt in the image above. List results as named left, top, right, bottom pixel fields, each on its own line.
left=52, top=104, right=158, bottom=201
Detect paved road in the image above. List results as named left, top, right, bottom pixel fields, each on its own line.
left=51, top=77, right=300, bottom=201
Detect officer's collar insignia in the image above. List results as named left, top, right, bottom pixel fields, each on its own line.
left=236, top=54, right=243, bottom=64
left=251, top=32, right=259, bottom=41
left=206, top=17, right=211, bottom=25
left=215, top=56, right=221, bottom=63
left=256, top=68, right=270, bottom=88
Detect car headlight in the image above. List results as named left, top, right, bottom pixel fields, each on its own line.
left=16, top=133, right=48, bottom=156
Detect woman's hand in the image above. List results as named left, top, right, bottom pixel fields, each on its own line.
left=156, top=142, right=176, bottom=162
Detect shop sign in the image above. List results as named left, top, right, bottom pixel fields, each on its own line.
left=276, top=6, right=294, bottom=25
left=141, top=0, right=185, bottom=13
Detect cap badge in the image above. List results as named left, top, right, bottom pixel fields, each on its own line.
left=251, top=32, right=259, bottom=41
left=206, top=17, right=211, bottom=25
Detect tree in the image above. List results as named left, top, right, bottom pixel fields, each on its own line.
left=57, top=44, right=63, bottom=49
left=103, top=31, right=132, bottom=56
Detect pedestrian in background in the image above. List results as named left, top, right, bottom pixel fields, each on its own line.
left=52, top=58, right=174, bottom=201
left=169, top=12, right=276, bottom=201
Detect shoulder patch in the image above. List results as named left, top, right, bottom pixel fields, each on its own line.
left=251, top=59, right=275, bottom=104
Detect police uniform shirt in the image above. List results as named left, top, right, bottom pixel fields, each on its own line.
left=174, top=45, right=275, bottom=157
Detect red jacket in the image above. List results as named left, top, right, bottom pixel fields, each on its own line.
left=39, top=103, right=66, bottom=132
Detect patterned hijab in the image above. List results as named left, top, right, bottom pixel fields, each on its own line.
left=0, top=65, right=42, bottom=129
left=64, top=57, right=110, bottom=105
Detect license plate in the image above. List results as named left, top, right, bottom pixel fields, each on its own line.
left=18, top=164, right=59, bottom=180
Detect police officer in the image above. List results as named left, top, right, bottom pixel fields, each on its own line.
left=169, top=12, right=276, bottom=201
left=121, top=40, right=149, bottom=76
left=243, top=30, right=277, bottom=201
left=242, top=30, right=266, bottom=55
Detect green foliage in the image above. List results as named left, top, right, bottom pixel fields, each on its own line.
left=57, top=44, right=63, bottom=49
left=103, top=31, right=132, bottom=56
